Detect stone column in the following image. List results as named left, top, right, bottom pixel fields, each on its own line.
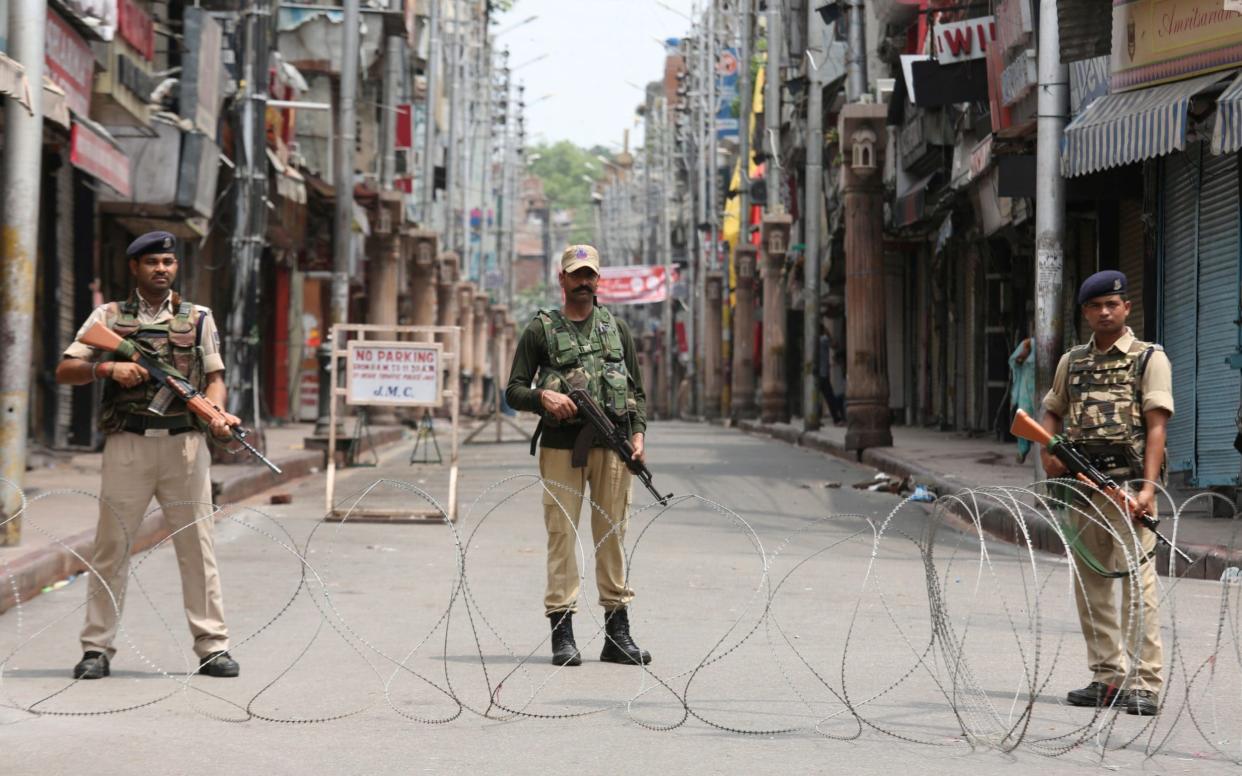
left=840, top=104, right=893, bottom=450
left=730, top=246, right=758, bottom=420
left=366, top=231, right=402, bottom=425
left=470, top=293, right=489, bottom=414
left=653, top=330, right=669, bottom=419
left=410, top=229, right=439, bottom=338
left=703, top=272, right=724, bottom=419
left=434, top=254, right=460, bottom=418
left=760, top=211, right=792, bottom=423
left=456, top=282, right=476, bottom=414
left=640, top=332, right=657, bottom=414
left=490, top=306, right=509, bottom=423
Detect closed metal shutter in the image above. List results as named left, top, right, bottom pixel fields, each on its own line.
left=1193, top=151, right=1240, bottom=485
left=1118, top=199, right=1144, bottom=335
left=1160, top=149, right=1199, bottom=474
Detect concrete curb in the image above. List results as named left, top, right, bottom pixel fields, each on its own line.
left=0, top=427, right=406, bottom=614
left=725, top=419, right=1237, bottom=580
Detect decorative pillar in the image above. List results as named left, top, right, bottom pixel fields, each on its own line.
left=730, top=246, right=758, bottom=420
left=760, top=211, right=792, bottom=423
left=640, top=332, right=657, bottom=415
left=456, top=282, right=476, bottom=414
left=470, top=292, right=489, bottom=414
left=839, top=104, right=893, bottom=450
left=704, top=272, right=724, bottom=419
left=365, top=195, right=404, bottom=426
left=490, top=305, right=509, bottom=425
left=409, top=229, right=439, bottom=338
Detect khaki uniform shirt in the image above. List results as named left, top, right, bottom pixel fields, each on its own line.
left=63, top=292, right=226, bottom=374
left=1041, top=327, right=1174, bottom=419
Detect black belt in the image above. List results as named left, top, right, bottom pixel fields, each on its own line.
left=122, top=415, right=196, bottom=435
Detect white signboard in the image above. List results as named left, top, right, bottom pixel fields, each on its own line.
left=346, top=340, right=442, bottom=407
left=932, top=16, right=996, bottom=63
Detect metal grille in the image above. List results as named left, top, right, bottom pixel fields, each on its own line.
left=1057, top=0, right=1113, bottom=65
left=1160, top=149, right=1199, bottom=474
left=1193, top=151, right=1240, bottom=486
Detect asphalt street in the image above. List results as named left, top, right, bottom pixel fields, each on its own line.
left=1, top=421, right=1239, bottom=775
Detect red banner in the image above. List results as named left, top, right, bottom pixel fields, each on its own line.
left=46, top=10, right=94, bottom=117
left=71, top=121, right=131, bottom=198
left=597, top=265, right=678, bottom=306
left=395, top=103, right=413, bottom=149
left=117, top=0, right=154, bottom=61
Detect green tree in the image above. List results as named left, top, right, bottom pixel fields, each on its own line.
left=527, top=140, right=609, bottom=245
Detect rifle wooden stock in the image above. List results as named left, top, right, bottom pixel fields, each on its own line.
left=80, top=322, right=137, bottom=360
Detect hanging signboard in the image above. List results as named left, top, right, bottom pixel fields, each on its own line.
left=46, top=9, right=95, bottom=116
left=117, top=0, right=154, bottom=61
left=70, top=119, right=132, bottom=197
left=715, top=47, right=739, bottom=139
left=597, top=265, right=679, bottom=306
left=932, top=16, right=997, bottom=63
left=346, top=340, right=443, bottom=406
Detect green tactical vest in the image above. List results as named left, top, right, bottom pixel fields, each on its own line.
left=1064, top=336, right=1162, bottom=479
left=98, top=295, right=206, bottom=433
left=534, top=305, right=636, bottom=426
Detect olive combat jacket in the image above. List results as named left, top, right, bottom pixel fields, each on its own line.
left=534, top=305, right=637, bottom=426
left=98, top=295, right=208, bottom=433
left=1062, top=336, right=1163, bottom=479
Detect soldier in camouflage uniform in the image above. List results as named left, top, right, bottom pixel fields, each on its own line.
left=56, top=232, right=242, bottom=681
left=505, top=245, right=652, bottom=667
left=1041, top=270, right=1173, bottom=716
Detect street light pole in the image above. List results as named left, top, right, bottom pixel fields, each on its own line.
left=421, top=0, right=442, bottom=226
left=332, top=0, right=360, bottom=329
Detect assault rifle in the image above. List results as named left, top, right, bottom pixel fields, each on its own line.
left=79, top=322, right=283, bottom=475
left=567, top=388, right=672, bottom=506
left=1010, top=409, right=1189, bottom=564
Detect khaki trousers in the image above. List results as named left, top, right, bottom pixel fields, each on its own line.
left=80, top=431, right=229, bottom=659
left=539, top=447, right=635, bottom=615
left=1069, top=490, right=1163, bottom=694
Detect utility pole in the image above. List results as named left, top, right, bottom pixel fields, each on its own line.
left=225, top=1, right=272, bottom=429
left=802, top=0, right=825, bottom=431
left=737, top=0, right=752, bottom=252
left=845, top=0, right=868, bottom=102
left=422, top=0, right=441, bottom=226
left=661, top=103, right=677, bottom=418
left=332, top=0, right=360, bottom=328
left=693, top=29, right=710, bottom=417
left=0, top=0, right=47, bottom=546
left=764, top=1, right=781, bottom=210
left=1034, top=0, right=1067, bottom=398
left=445, top=0, right=461, bottom=255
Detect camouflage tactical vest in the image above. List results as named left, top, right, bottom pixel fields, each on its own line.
left=534, top=305, right=636, bottom=426
left=1064, top=336, right=1162, bottom=479
left=99, top=296, right=206, bottom=433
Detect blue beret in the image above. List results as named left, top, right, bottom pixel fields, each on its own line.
left=1077, top=270, right=1127, bottom=305
left=126, top=231, right=176, bottom=258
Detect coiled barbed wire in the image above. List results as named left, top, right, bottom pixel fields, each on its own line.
left=0, top=475, right=1239, bottom=767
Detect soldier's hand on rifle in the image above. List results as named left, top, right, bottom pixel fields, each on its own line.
left=208, top=411, right=242, bottom=440
left=1132, top=485, right=1156, bottom=519
left=1041, top=448, right=1068, bottom=478
left=539, top=389, right=578, bottom=422
left=630, top=432, right=645, bottom=465
left=109, top=362, right=150, bottom=389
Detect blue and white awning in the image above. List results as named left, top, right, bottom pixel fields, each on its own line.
left=1211, top=72, right=1242, bottom=156
left=1062, top=71, right=1234, bottom=178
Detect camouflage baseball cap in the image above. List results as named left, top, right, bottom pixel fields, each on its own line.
left=561, top=244, right=600, bottom=274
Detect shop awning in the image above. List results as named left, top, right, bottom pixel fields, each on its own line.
left=1062, top=70, right=1235, bottom=178
left=70, top=116, right=131, bottom=197
left=42, top=78, right=70, bottom=128
left=0, top=52, right=31, bottom=110
left=1211, top=71, right=1242, bottom=156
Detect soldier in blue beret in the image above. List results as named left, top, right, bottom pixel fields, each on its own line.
left=1039, top=269, right=1174, bottom=716
left=55, top=230, right=242, bottom=680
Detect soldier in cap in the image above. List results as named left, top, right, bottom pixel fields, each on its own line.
left=505, top=244, right=652, bottom=667
left=55, top=231, right=242, bottom=680
left=1039, top=269, right=1173, bottom=716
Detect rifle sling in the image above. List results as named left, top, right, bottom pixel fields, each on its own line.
left=572, top=423, right=594, bottom=469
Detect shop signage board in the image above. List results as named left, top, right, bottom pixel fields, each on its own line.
left=70, top=120, right=131, bottom=197
left=932, top=16, right=997, bottom=63
left=46, top=9, right=94, bottom=116
left=597, top=265, right=678, bottom=305
left=117, top=0, right=154, bottom=61
left=1111, top=0, right=1242, bottom=90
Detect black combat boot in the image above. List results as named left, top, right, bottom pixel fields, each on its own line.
left=198, top=651, right=240, bottom=678
left=549, top=612, right=581, bottom=667
left=73, top=651, right=110, bottom=680
left=1122, top=689, right=1159, bottom=716
left=1066, top=681, right=1119, bottom=707
left=599, top=607, right=652, bottom=665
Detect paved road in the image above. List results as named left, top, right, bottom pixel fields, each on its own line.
left=1, top=421, right=1237, bottom=774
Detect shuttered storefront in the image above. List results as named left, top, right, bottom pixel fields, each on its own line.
left=1160, top=145, right=1241, bottom=486
left=1118, top=199, right=1145, bottom=336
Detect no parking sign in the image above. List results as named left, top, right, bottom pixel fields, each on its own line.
left=345, top=340, right=443, bottom=406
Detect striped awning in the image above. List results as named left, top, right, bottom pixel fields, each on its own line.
left=1211, top=72, right=1242, bottom=156
left=1061, top=71, right=1234, bottom=178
